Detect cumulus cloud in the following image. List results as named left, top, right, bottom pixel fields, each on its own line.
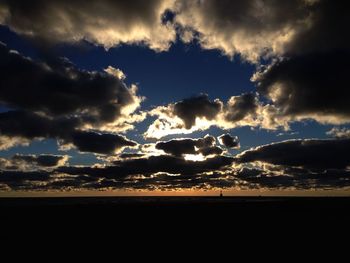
left=252, top=51, right=350, bottom=124
left=0, top=43, right=142, bottom=154
left=237, top=139, right=350, bottom=170
left=223, top=93, right=258, bottom=122
left=218, top=134, right=240, bottom=149
left=173, top=95, right=223, bottom=129
left=250, top=1, right=350, bottom=125
left=145, top=93, right=287, bottom=139
left=70, top=131, right=137, bottom=155
left=174, top=0, right=350, bottom=127
left=155, top=135, right=223, bottom=156
left=0, top=0, right=176, bottom=51
left=173, top=0, right=313, bottom=61
left=0, top=43, right=144, bottom=129
left=145, top=94, right=223, bottom=138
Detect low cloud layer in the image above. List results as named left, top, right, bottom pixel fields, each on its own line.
left=237, top=139, right=350, bottom=170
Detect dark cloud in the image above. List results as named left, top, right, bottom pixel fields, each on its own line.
left=12, top=154, right=68, bottom=167
left=0, top=0, right=175, bottom=51
left=0, top=170, right=50, bottom=183
left=252, top=1, right=350, bottom=124
left=173, top=95, right=222, bottom=129
left=71, top=131, right=137, bottom=155
left=224, top=93, right=258, bottom=122
left=145, top=93, right=268, bottom=138
left=218, top=134, right=240, bottom=149
left=1, top=170, right=237, bottom=191
left=0, top=42, right=139, bottom=125
left=155, top=135, right=221, bottom=156
left=0, top=110, right=79, bottom=140
left=198, top=146, right=223, bottom=157
left=58, top=155, right=234, bottom=178
left=254, top=51, right=350, bottom=122
left=0, top=43, right=140, bottom=154
left=238, top=139, right=350, bottom=170
left=0, top=111, right=136, bottom=154
left=284, top=0, right=350, bottom=56
left=156, top=139, right=198, bottom=156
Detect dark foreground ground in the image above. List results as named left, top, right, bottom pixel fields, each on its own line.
left=2, top=196, right=350, bottom=218
left=1, top=196, right=350, bottom=237
left=2, top=197, right=348, bottom=254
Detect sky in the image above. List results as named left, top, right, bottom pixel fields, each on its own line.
left=0, top=0, right=350, bottom=195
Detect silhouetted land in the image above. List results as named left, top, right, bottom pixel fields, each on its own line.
left=2, top=196, right=350, bottom=239
left=2, top=196, right=350, bottom=217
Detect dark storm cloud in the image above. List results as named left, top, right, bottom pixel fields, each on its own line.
left=155, top=135, right=219, bottom=156
left=218, top=134, right=240, bottom=149
left=71, top=131, right=137, bottom=155
left=0, top=42, right=139, bottom=125
left=0, top=0, right=175, bottom=51
left=237, top=139, right=350, bottom=169
left=58, top=155, right=234, bottom=178
left=283, top=0, right=350, bottom=56
left=173, top=95, right=222, bottom=129
left=254, top=51, right=350, bottom=121
left=12, top=154, right=68, bottom=167
left=224, top=93, right=258, bottom=123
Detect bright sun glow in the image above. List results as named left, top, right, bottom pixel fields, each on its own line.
left=184, top=154, right=206, bottom=162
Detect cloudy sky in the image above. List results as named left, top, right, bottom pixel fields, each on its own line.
left=0, top=0, right=349, bottom=195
